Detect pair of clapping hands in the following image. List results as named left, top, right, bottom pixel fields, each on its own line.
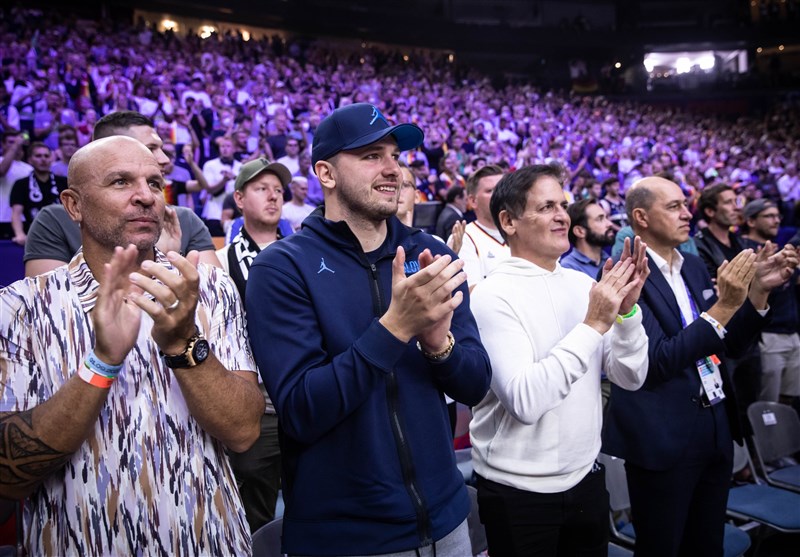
left=92, top=245, right=200, bottom=367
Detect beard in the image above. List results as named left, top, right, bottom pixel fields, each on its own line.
left=84, top=215, right=163, bottom=253
left=336, top=176, right=398, bottom=224
left=586, top=227, right=616, bottom=248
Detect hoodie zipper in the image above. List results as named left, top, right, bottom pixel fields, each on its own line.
left=367, top=262, right=433, bottom=547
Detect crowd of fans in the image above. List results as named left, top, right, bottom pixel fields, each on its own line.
left=1, top=6, right=799, bottom=243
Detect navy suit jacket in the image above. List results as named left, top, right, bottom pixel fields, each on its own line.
left=435, top=205, right=461, bottom=240
left=602, top=253, right=768, bottom=471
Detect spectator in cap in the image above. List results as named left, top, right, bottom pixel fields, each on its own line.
left=741, top=199, right=800, bottom=405
left=246, top=102, right=491, bottom=556
left=215, top=157, right=292, bottom=533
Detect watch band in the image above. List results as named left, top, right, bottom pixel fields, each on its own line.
left=160, top=332, right=210, bottom=369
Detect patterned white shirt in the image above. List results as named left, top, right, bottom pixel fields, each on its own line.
left=0, top=249, right=255, bottom=556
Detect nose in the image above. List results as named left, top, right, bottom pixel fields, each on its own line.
left=131, top=178, right=157, bottom=206
left=382, top=157, right=400, bottom=178
left=153, top=148, right=170, bottom=171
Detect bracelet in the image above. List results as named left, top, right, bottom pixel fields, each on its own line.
left=85, top=350, right=123, bottom=377
left=78, top=366, right=116, bottom=389
left=615, top=303, right=640, bottom=324
left=417, top=331, right=455, bottom=361
left=700, top=312, right=727, bottom=335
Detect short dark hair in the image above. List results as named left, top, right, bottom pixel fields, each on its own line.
left=697, top=183, right=733, bottom=221
left=28, top=141, right=51, bottom=153
left=93, top=111, right=155, bottom=140
left=602, top=177, right=620, bottom=189
left=567, top=198, right=597, bottom=245
left=625, top=182, right=657, bottom=229
left=445, top=185, right=465, bottom=204
left=466, top=164, right=504, bottom=197
left=2, top=130, right=23, bottom=143
left=490, top=163, right=565, bottom=241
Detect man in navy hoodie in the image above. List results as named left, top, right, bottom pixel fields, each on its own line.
left=246, top=103, right=492, bottom=556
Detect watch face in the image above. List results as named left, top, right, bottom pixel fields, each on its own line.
left=194, top=339, right=210, bottom=362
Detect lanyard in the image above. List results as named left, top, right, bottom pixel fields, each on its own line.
left=678, top=280, right=699, bottom=329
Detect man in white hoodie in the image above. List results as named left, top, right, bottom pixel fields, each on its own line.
left=470, top=163, right=650, bottom=557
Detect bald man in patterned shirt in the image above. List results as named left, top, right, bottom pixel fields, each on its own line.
left=0, top=136, right=264, bottom=555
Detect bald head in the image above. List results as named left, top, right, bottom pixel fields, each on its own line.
left=67, top=136, right=158, bottom=192
left=626, top=176, right=692, bottom=252
left=625, top=176, right=674, bottom=231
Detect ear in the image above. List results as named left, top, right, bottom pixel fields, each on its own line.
left=315, top=161, right=336, bottom=192
left=573, top=224, right=587, bottom=239
left=60, top=189, right=82, bottom=224
left=631, top=207, right=647, bottom=230
left=498, top=210, right=516, bottom=239
left=233, top=189, right=245, bottom=211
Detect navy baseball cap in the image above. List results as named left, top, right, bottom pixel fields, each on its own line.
left=311, top=103, right=424, bottom=168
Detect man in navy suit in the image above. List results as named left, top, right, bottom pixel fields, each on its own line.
left=603, top=176, right=798, bottom=557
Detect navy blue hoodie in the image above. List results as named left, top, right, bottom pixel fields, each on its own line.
left=246, top=210, right=491, bottom=555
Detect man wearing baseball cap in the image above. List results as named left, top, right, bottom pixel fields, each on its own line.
left=246, top=103, right=491, bottom=556
left=215, top=157, right=292, bottom=533
left=741, top=199, right=800, bottom=404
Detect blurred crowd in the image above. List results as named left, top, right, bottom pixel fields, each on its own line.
left=1, top=6, right=799, bottom=238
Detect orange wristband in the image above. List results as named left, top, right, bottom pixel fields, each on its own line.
left=78, top=366, right=116, bottom=389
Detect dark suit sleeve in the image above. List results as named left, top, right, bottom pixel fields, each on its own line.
left=723, top=299, right=770, bottom=359
left=639, top=295, right=726, bottom=386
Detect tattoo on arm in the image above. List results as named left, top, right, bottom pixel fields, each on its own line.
left=0, top=411, right=71, bottom=489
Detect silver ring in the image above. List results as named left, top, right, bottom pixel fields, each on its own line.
left=166, top=299, right=180, bottom=310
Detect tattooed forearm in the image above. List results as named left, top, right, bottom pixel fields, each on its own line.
left=0, top=411, right=71, bottom=492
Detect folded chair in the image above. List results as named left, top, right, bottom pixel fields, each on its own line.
left=747, top=401, right=800, bottom=493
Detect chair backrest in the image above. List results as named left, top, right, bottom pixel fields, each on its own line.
left=465, top=485, right=488, bottom=555
left=597, top=453, right=630, bottom=512
left=251, top=518, right=284, bottom=557
left=732, top=441, right=750, bottom=475
left=747, top=401, right=800, bottom=463
left=412, top=201, right=442, bottom=230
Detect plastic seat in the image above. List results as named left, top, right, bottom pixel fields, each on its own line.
left=599, top=453, right=752, bottom=557
left=251, top=517, right=284, bottom=557
left=747, top=401, right=800, bottom=493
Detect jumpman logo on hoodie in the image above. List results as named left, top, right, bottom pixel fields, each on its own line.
left=318, top=258, right=335, bottom=274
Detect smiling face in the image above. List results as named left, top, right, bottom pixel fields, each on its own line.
left=501, top=176, right=570, bottom=270
left=319, top=136, right=402, bottom=225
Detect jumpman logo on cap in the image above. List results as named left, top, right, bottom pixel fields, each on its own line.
left=369, top=106, right=387, bottom=126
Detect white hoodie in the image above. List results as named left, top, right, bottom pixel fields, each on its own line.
left=470, top=257, right=648, bottom=493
